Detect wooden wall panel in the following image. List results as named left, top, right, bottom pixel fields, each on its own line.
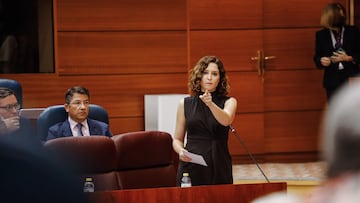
left=265, top=70, right=327, bottom=111
left=57, top=31, right=187, bottom=75
left=229, top=113, right=264, bottom=156
left=263, top=28, right=318, bottom=70
left=228, top=72, right=264, bottom=113
left=263, top=0, right=346, bottom=28
left=189, top=30, right=263, bottom=72
left=264, top=110, right=323, bottom=153
left=189, top=0, right=263, bottom=29
left=56, top=0, right=187, bottom=31
left=110, top=117, right=144, bottom=135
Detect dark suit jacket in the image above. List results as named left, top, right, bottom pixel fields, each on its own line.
left=314, top=25, right=360, bottom=89
left=47, top=118, right=112, bottom=141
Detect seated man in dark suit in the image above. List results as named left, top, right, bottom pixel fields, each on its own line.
left=47, top=86, right=112, bottom=140
left=0, top=87, right=34, bottom=137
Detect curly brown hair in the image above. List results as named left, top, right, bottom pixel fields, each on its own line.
left=188, top=56, right=230, bottom=96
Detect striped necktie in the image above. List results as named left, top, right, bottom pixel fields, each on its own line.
left=77, top=123, right=83, bottom=136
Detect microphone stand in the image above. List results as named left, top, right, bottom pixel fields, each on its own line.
left=229, top=125, right=270, bottom=183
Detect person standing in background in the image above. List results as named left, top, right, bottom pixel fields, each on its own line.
left=172, top=56, right=237, bottom=186
left=314, top=2, right=360, bottom=101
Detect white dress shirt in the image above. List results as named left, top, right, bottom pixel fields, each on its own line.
left=68, top=117, right=90, bottom=136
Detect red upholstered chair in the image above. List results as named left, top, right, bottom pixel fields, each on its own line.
left=43, top=136, right=120, bottom=191
left=112, top=131, right=178, bottom=189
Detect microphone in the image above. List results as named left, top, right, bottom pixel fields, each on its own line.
left=229, top=125, right=270, bottom=183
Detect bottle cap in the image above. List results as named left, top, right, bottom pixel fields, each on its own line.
left=183, top=172, right=189, bottom=176
left=85, top=177, right=93, bottom=181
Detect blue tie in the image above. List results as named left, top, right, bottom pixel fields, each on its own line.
left=77, top=123, right=83, bottom=136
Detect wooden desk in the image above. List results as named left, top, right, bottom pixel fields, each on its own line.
left=88, top=182, right=287, bottom=203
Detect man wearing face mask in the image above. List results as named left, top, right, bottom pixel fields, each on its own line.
left=314, top=2, right=360, bottom=101
left=0, top=87, right=34, bottom=137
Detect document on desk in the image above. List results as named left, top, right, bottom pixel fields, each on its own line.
left=184, top=151, right=208, bottom=166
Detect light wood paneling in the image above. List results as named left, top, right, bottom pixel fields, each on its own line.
left=264, top=110, right=324, bottom=153
left=189, top=0, right=263, bottom=29
left=229, top=113, right=264, bottom=156
left=263, top=28, right=319, bottom=70
left=263, top=0, right=346, bottom=28
left=57, top=31, right=187, bottom=75
left=189, top=30, right=263, bottom=72
left=265, top=70, right=327, bottom=111
left=228, top=72, right=264, bottom=113
left=110, top=117, right=144, bottom=135
left=55, top=0, right=187, bottom=31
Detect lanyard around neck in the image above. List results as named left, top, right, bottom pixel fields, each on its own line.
left=330, top=27, right=344, bottom=49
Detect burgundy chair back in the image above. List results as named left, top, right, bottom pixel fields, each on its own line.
left=44, top=136, right=120, bottom=191
left=43, top=131, right=178, bottom=191
left=112, top=131, right=177, bottom=189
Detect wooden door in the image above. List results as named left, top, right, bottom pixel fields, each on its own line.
left=189, top=0, right=344, bottom=162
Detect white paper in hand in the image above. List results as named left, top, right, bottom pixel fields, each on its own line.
left=183, top=150, right=208, bottom=166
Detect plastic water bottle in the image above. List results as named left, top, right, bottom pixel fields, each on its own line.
left=83, top=177, right=95, bottom=192
left=181, top=172, right=192, bottom=188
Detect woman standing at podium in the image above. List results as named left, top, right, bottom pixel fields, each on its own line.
left=172, top=56, right=237, bottom=186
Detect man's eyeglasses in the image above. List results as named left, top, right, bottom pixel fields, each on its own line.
left=69, top=100, right=90, bottom=107
left=0, top=103, right=20, bottom=111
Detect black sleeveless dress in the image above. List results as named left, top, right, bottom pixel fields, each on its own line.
left=176, top=93, right=233, bottom=186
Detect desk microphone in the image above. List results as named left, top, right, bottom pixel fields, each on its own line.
left=229, top=125, right=270, bottom=183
